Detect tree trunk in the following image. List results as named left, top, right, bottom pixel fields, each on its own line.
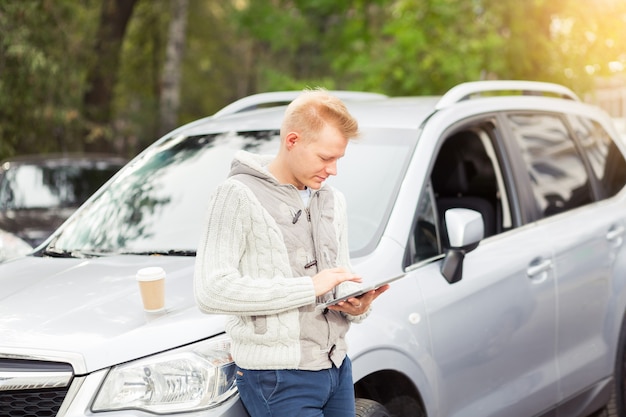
left=83, top=0, right=138, bottom=152
left=159, top=0, right=188, bottom=137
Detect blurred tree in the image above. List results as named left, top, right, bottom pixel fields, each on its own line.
left=229, top=0, right=625, bottom=96
left=179, top=0, right=257, bottom=117
left=553, top=0, right=626, bottom=90
left=1, top=0, right=625, bottom=161
left=479, top=0, right=574, bottom=86
left=112, top=0, right=169, bottom=155
left=0, top=1, right=97, bottom=158
left=159, top=0, right=189, bottom=137
left=115, top=0, right=250, bottom=154
left=231, top=0, right=390, bottom=92
left=347, top=0, right=495, bottom=94
left=83, top=0, right=138, bottom=153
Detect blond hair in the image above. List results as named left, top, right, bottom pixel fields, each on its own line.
left=281, top=88, right=359, bottom=141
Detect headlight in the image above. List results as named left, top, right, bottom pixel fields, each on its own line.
left=92, top=334, right=236, bottom=414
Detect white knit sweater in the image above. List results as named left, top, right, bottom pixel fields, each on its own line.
left=194, top=151, right=365, bottom=370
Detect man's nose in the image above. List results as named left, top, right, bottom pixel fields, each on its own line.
left=326, top=161, right=337, bottom=176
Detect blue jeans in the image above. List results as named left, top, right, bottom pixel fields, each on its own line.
left=235, top=357, right=355, bottom=417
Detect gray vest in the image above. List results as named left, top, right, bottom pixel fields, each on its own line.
left=231, top=173, right=350, bottom=368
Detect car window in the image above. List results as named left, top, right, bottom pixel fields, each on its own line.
left=568, top=115, right=626, bottom=198
left=506, top=113, right=593, bottom=218
left=51, top=132, right=281, bottom=255
left=50, top=128, right=416, bottom=257
left=0, top=162, right=122, bottom=210
left=411, top=182, right=440, bottom=262
left=409, top=123, right=512, bottom=264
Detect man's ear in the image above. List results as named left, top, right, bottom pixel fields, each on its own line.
left=285, top=132, right=299, bottom=150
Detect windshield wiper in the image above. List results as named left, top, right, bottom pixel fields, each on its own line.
left=43, top=248, right=196, bottom=258
left=42, top=248, right=109, bottom=258
left=117, top=250, right=196, bottom=257
left=42, top=247, right=77, bottom=258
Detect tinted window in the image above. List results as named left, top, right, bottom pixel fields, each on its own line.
left=506, top=113, right=593, bottom=218
left=569, top=116, right=626, bottom=198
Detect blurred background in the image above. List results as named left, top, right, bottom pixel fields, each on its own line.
left=1, top=0, right=625, bottom=161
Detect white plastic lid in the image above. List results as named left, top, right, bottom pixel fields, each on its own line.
left=136, top=266, right=165, bottom=281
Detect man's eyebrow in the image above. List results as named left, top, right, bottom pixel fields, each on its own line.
left=320, top=152, right=343, bottom=160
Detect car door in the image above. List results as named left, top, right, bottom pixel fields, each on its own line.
left=503, top=111, right=626, bottom=403
left=407, top=115, right=559, bottom=417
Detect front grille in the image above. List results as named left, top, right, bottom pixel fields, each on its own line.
left=0, top=359, right=73, bottom=417
left=0, top=388, right=69, bottom=417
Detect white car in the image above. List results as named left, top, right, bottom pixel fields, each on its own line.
left=0, top=228, right=32, bottom=262
left=0, top=153, right=126, bottom=248
left=2, top=81, right=626, bottom=417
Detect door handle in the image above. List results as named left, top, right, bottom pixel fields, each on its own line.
left=527, top=258, right=552, bottom=281
left=606, top=224, right=625, bottom=247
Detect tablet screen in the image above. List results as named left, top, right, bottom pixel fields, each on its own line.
left=320, top=273, right=406, bottom=308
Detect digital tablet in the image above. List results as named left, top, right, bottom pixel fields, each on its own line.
left=320, top=273, right=406, bottom=308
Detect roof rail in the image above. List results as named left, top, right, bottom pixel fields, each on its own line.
left=213, top=91, right=387, bottom=117
left=435, top=80, right=580, bottom=110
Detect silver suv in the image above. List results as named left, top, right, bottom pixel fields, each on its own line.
left=2, top=81, right=626, bottom=417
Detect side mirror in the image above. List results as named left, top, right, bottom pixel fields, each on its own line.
left=440, top=208, right=484, bottom=284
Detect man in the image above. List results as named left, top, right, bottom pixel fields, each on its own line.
left=194, top=89, right=388, bottom=417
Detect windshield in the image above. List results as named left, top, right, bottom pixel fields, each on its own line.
left=50, top=127, right=415, bottom=257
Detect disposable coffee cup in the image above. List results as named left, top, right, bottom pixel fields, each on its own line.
left=136, top=267, right=165, bottom=312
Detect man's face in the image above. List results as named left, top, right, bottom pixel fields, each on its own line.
left=287, top=123, right=348, bottom=190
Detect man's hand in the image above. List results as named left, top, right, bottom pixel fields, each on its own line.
left=312, top=267, right=361, bottom=297
left=328, top=284, right=390, bottom=315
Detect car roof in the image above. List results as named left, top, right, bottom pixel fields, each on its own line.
left=170, top=80, right=583, bottom=139
left=172, top=96, right=442, bottom=140
left=212, top=90, right=389, bottom=117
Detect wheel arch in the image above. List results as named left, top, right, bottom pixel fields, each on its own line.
left=352, top=347, right=435, bottom=416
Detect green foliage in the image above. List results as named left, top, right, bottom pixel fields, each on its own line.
left=350, top=0, right=494, bottom=95
left=1, top=0, right=625, bottom=161
left=0, top=0, right=97, bottom=159
left=114, top=0, right=170, bottom=152
left=179, top=0, right=246, bottom=122
left=551, top=0, right=626, bottom=91
left=230, top=0, right=625, bottom=97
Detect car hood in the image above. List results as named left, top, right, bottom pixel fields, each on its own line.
left=0, top=255, right=227, bottom=374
